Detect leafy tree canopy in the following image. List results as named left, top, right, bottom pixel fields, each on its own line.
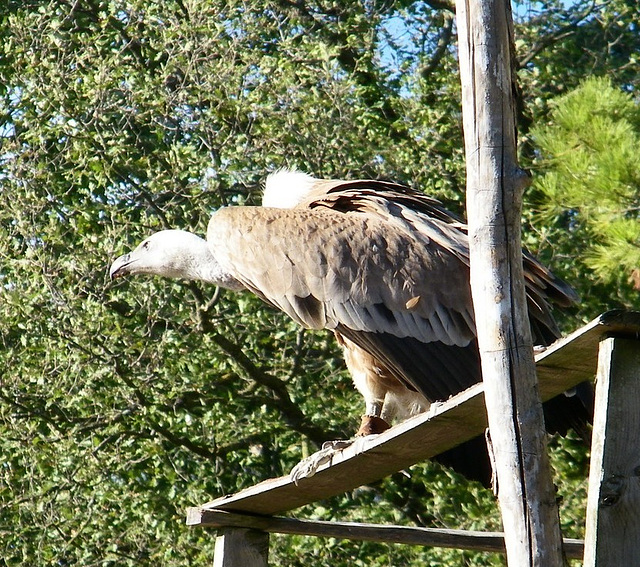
left=0, top=0, right=637, bottom=565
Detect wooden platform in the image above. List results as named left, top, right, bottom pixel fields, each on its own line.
left=188, top=310, right=640, bottom=523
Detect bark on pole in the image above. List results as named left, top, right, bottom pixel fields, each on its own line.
left=454, top=0, right=565, bottom=565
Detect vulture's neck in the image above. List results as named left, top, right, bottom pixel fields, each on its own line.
left=167, top=232, right=243, bottom=291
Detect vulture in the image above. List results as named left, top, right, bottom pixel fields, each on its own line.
left=110, top=170, right=591, bottom=486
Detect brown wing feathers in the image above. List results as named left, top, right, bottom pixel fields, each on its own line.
left=211, top=181, right=579, bottom=401
left=304, top=180, right=577, bottom=347
left=206, top=175, right=590, bottom=486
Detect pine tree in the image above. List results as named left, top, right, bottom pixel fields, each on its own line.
left=532, top=77, right=640, bottom=295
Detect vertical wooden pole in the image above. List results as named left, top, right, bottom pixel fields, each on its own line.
left=454, top=0, right=565, bottom=565
left=584, top=337, right=640, bottom=566
left=213, top=528, right=269, bottom=567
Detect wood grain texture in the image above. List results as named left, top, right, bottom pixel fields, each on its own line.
left=584, top=337, right=640, bottom=566
left=191, top=509, right=585, bottom=559
left=187, top=312, right=640, bottom=519
left=213, top=528, right=269, bottom=567
left=455, top=0, right=563, bottom=562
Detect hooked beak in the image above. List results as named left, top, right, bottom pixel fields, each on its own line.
left=109, top=253, right=134, bottom=279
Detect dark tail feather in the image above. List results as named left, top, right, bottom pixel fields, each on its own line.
left=434, top=437, right=493, bottom=487
left=542, top=381, right=593, bottom=443
left=436, top=388, right=593, bottom=488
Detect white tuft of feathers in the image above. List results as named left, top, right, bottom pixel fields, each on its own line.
left=262, top=169, right=318, bottom=209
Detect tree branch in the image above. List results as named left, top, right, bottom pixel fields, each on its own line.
left=188, top=282, right=343, bottom=444
left=203, top=323, right=344, bottom=445
left=517, top=0, right=606, bottom=68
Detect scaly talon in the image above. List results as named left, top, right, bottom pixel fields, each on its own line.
left=290, top=437, right=375, bottom=484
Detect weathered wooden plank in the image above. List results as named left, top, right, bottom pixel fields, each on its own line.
left=188, top=311, right=640, bottom=519
left=190, top=509, right=585, bottom=559
left=456, top=0, right=564, bottom=560
left=584, top=337, right=640, bottom=566
left=213, top=528, right=269, bottom=567
left=536, top=310, right=640, bottom=400
left=195, top=385, right=487, bottom=517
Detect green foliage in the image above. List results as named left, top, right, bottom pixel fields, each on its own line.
left=530, top=77, right=640, bottom=314
left=0, top=0, right=637, bottom=565
left=514, top=0, right=640, bottom=135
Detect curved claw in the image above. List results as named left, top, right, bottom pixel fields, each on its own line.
left=290, top=440, right=355, bottom=485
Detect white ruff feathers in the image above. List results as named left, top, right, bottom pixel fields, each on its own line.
left=262, top=169, right=318, bottom=209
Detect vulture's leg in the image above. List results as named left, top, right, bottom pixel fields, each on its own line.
left=356, top=400, right=392, bottom=436
left=337, top=333, right=397, bottom=436
left=357, top=415, right=391, bottom=436
left=290, top=338, right=391, bottom=483
left=290, top=400, right=392, bottom=483
left=290, top=335, right=431, bottom=483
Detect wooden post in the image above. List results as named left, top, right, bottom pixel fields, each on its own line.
left=213, top=528, right=269, bottom=567
left=454, top=0, right=565, bottom=565
left=584, top=337, right=640, bottom=565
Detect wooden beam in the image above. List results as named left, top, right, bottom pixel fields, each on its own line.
left=455, top=0, right=565, bottom=562
left=193, top=383, right=486, bottom=516
left=187, top=311, right=640, bottom=519
left=536, top=310, right=640, bottom=400
left=213, top=528, right=269, bottom=567
left=584, top=337, right=640, bottom=565
left=190, top=509, right=585, bottom=559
